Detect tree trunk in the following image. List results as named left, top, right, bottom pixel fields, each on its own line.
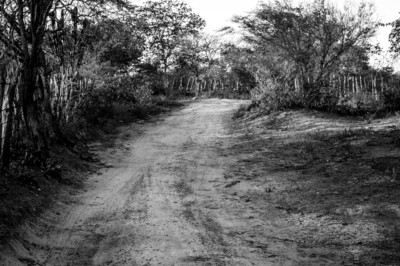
left=0, top=63, right=6, bottom=151
left=38, top=55, right=71, bottom=147
left=20, top=59, right=50, bottom=159
left=1, top=66, right=18, bottom=168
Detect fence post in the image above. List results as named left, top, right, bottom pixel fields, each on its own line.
left=178, top=77, right=183, bottom=92
left=186, top=76, right=192, bottom=92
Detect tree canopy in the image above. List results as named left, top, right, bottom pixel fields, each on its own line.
left=234, top=0, right=378, bottom=105
left=390, top=17, right=400, bottom=55
left=137, top=0, right=205, bottom=73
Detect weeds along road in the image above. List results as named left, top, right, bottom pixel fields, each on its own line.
left=26, top=98, right=275, bottom=265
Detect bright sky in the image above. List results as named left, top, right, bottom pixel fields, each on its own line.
left=183, top=0, right=259, bottom=32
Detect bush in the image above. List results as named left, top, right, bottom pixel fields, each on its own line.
left=68, top=75, right=153, bottom=126
left=74, top=86, right=114, bottom=124
left=251, top=80, right=302, bottom=111
left=382, top=90, right=400, bottom=112
left=132, top=82, right=153, bottom=105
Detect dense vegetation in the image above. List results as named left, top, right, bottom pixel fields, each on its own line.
left=1, top=0, right=400, bottom=175
left=229, top=0, right=400, bottom=115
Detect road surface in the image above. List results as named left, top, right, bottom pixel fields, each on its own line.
left=34, top=98, right=287, bottom=265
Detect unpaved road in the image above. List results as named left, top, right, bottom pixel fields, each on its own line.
left=7, top=99, right=276, bottom=265
left=3, top=98, right=399, bottom=266
left=45, top=99, right=246, bottom=265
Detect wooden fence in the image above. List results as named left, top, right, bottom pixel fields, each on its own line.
left=0, top=62, right=93, bottom=167
left=168, top=73, right=400, bottom=100
left=169, top=75, right=248, bottom=97
left=293, top=73, right=400, bottom=100
left=49, top=67, right=94, bottom=124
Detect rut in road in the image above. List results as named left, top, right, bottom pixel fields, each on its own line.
left=19, top=98, right=285, bottom=266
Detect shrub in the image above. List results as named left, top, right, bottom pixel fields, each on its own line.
left=132, top=82, right=153, bottom=105
left=251, top=80, right=302, bottom=111
left=382, top=90, right=400, bottom=112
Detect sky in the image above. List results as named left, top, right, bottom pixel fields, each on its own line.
left=183, top=0, right=259, bottom=33
left=183, top=0, right=400, bottom=68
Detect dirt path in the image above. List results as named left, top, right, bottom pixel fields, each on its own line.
left=9, top=99, right=267, bottom=265
left=2, top=98, right=399, bottom=266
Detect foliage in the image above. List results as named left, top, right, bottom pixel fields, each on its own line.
left=338, top=45, right=371, bottom=74
left=251, top=79, right=302, bottom=111
left=390, top=18, right=400, bottom=55
left=175, top=33, right=221, bottom=77
left=220, top=44, right=258, bottom=93
left=137, top=0, right=205, bottom=73
left=176, top=36, right=208, bottom=77
left=0, top=0, right=136, bottom=168
left=382, top=90, right=400, bottom=112
left=91, top=19, right=145, bottom=70
left=234, top=0, right=378, bottom=107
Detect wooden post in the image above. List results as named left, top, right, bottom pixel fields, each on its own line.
left=186, top=76, right=192, bottom=92
left=170, top=79, right=175, bottom=93
left=178, top=77, right=183, bottom=92
left=194, top=79, right=199, bottom=97
left=353, top=76, right=357, bottom=94
left=373, top=74, right=378, bottom=100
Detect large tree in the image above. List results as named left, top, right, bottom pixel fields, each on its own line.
left=138, top=0, right=205, bottom=74
left=234, top=0, right=378, bottom=106
left=175, top=33, right=221, bottom=77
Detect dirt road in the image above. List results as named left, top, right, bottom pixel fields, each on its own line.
left=3, top=98, right=399, bottom=266
left=13, top=98, right=274, bottom=265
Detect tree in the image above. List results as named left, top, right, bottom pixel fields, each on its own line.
left=234, top=0, right=378, bottom=106
left=88, top=18, right=145, bottom=72
left=0, top=0, right=133, bottom=167
left=338, top=45, right=371, bottom=74
left=175, top=33, right=221, bottom=77
left=0, top=0, right=56, bottom=160
left=390, top=17, right=400, bottom=55
left=220, top=44, right=258, bottom=92
left=138, top=0, right=205, bottom=74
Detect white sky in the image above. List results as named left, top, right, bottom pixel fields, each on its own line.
left=183, top=0, right=259, bottom=32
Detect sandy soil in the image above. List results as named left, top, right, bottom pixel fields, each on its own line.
left=1, top=98, right=400, bottom=265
